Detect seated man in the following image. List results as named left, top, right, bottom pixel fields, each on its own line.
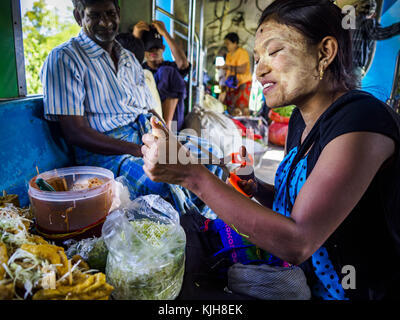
left=40, top=0, right=222, bottom=218
left=133, top=20, right=190, bottom=132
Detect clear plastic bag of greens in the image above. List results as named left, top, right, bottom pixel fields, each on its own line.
left=102, top=195, right=186, bottom=300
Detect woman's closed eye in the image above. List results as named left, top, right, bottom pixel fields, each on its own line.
left=269, top=48, right=283, bottom=56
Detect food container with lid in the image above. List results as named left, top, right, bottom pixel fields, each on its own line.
left=28, top=166, right=115, bottom=240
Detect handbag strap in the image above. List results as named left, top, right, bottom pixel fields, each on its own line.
left=284, top=114, right=322, bottom=213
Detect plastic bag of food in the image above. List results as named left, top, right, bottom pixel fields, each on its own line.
left=102, top=195, right=186, bottom=300
left=64, top=237, right=108, bottom=273
left=62, top=176, right=133, bottom=273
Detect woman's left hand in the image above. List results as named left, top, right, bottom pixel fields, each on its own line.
left=141, top=117, right=199, bottom=186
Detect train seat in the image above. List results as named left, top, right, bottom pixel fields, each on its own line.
left=0, top=96, right=74, bottom=206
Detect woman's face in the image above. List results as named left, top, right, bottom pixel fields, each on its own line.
left=224, top=39, right=237, bottom=53
left=254, top=20, right=320, bottom=108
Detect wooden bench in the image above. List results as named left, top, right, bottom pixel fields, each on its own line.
left=0, top=96, right=74, bottom=207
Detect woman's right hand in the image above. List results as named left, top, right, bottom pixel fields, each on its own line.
left=141, top=117, right=200, bottom=186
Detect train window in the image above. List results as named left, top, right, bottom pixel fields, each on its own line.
left=20, top=0, right=80, bottom=95
left=154, top=0, right=174, bottom=62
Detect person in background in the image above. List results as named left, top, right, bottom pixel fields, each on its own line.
left=115, top=32, right=145, bottom=63
left=336, top=0, right=400, bottom=83
left=116, top=31, right=163, bottom=119
left=133, top=20, right=190, bottom=132
left=218, top=32, right=252, bottom=116
left=142, top=0, right=400, bottom=300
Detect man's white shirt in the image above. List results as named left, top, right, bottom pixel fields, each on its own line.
left=41, top=30, right=155, bottom=132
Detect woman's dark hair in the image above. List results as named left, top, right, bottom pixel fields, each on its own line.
left=116, top=33, right=145, bottom=63
left=258, top=0, right=358, bottom=90
left=224, top=32, right=239, bottom=44
left=72, top=0, right=119, bottom=15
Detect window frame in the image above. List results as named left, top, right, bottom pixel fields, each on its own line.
left=12, top=0, right=27, bottom=97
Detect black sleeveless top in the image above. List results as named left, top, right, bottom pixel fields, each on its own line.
left=285, top=90, right=400, bottom=300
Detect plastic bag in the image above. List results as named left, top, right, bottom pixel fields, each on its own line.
left=231, top=116, right=269, bottom=145
left=241, top=138, right=268, bottom=169
left=102, top=195, right=186, bottom=300
left=182, top=105, right=243, bottom=156
left=62, top=176, right=133, bottom=273
left=203, top=94, right=225, bottom=113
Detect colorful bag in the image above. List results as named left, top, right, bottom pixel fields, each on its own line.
left=202, top=218, right=290, bottom=277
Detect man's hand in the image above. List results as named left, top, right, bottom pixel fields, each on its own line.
left=133, top=20, right=150, bottom=39
left=151, top=20, right=168, bottom=37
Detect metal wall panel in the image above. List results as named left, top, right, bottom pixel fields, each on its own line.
left=119, top=0, right=153, bottom=32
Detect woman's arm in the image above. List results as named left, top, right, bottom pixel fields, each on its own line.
left=142, top=121, right=394, bottom=265
left=223, top=62, right=248, bottom=75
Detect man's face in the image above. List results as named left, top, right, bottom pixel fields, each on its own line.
left=75, top=1, right=120, bottom=46
left=144, top=47, right=164, bottom=65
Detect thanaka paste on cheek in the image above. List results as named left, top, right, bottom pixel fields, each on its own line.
left=255, top=20, right=320, bottom=107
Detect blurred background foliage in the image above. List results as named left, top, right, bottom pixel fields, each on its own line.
left=22, top=0, right=80, bottom=94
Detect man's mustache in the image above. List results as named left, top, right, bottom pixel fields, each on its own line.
left=95, top=27, right=117, bottom=33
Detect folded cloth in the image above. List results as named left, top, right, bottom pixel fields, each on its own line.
left=73, top=113, right=223, bottom=218
left=227, top=263, right=311, bottom=300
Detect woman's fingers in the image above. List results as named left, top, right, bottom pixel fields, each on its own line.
left=142, top=133, right=157, bottom=147
left=142, top=138, right=159, bottom=166
left=141, top=144, right=149, bottom=157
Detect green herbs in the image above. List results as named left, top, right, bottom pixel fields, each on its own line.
left=129, top=220, right=173, bottom=247
left=87, top=238, right=108, bottom=273
left=105, top=219, right=186, bottom=300
left=274, top=105, right=295, bottom=118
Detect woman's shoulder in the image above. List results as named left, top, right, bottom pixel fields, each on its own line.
left=319, top=90, right=400, bottom=147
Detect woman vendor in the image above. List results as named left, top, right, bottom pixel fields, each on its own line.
left=141, top=0, right=400, bottom=300
left=218, top=32, right=253, bottom=115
